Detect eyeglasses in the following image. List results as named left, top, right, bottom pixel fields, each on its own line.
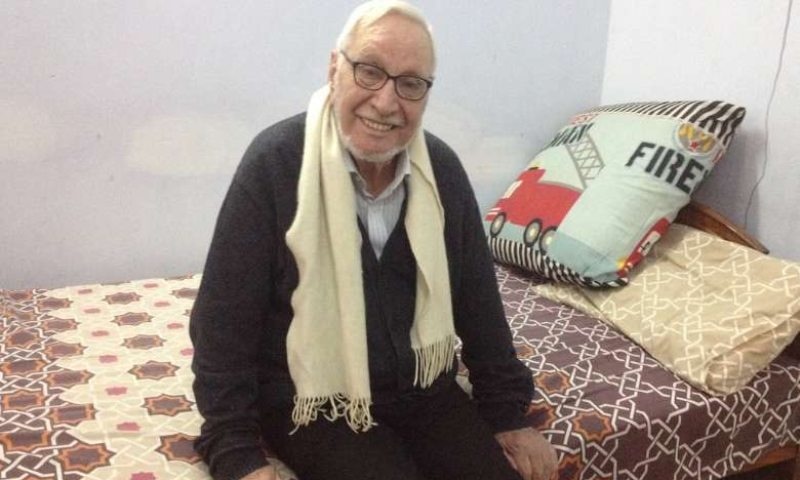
left=339, top=50, right=433, bottom=101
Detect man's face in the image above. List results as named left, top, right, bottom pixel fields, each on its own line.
left=328, top=13, right=434, bottom=163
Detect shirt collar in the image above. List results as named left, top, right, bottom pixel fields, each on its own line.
left=344, top=149, right=411, bottom=201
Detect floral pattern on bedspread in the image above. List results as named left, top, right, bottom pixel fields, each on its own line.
left=0, top=276, right=297, bottom=480
left=2, top=266, right=799, bottom=480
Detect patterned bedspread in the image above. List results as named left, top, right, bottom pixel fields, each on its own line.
left=1, top=265, right=799, bottom=480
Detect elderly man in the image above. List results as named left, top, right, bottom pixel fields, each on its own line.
left=189, top=1, right=557, bottom=480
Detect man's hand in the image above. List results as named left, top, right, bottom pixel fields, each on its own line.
left=240, top=465, right=279, bottom=480
left=494, top=427, right=558, bottom=480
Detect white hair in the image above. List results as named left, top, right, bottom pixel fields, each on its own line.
left=336, top=0, right=436, bottom=67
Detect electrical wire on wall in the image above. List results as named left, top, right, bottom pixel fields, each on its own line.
left=744, top=0, right=794, bottom=230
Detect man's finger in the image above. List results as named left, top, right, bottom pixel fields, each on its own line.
left=502, top=448, right=519, bottom=471
left=514, top=450, right=534, bottom=480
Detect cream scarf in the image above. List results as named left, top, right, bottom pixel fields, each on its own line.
left=285, top=86, right=455, bottom=432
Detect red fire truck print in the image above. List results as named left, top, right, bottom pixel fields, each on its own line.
left=486, top=167, right=579, bottom=253
left=485, top=124, right=670, bottom=277
left=623, top=217, right=670, bottom=272
left=486, top=125, right=604, bottom=253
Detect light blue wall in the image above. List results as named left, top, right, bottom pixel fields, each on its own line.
left=0, top=1, right=611, bottom=289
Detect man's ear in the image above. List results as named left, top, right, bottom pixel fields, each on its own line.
left=327, top=50, right=338, bottom=86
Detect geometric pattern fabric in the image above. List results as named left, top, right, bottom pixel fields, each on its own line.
left=497, top=265, right=800, bottom=479
left=532, top=224, right=800, bottom=395
left=3, top=267, right=799, bottom=479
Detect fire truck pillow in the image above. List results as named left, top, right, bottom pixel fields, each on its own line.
left=484, top=100, right=746, bottom=287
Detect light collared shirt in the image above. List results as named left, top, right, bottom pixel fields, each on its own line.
left=344, top=151, right=411, bottom=259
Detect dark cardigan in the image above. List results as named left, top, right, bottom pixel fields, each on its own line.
left=189, top=113, right=534, bottom=480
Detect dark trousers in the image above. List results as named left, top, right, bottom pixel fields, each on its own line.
left=260, top=381, right=523, bottom=480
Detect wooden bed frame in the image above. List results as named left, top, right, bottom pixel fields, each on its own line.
left=676, top=201, right=799, bottom=480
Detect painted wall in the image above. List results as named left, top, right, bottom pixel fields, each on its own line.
left=602, top=0, right=799, bottom=261
left=0, top=1, right=611, bottom=289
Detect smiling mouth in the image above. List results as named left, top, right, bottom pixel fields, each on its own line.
left=360, top=117, right=396, bottom=132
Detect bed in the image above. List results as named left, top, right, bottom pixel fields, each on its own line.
left=1, top=202, right=799, bottom=480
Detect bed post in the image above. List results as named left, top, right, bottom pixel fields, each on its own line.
left=793, top=453, right=800, bottom=480
left=675, top=200, right=769, bottom=254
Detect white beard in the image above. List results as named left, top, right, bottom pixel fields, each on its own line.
left=335, top=116, right=407, bottom=164
left=342, top=137, right=404, bottom=164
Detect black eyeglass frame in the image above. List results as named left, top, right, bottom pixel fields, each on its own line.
left=338, top=50, right=433, bottom=101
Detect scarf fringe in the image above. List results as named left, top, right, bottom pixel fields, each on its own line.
left=413, top=335, right=456, bottom=388
left=290, top=394, right=375, bottom=434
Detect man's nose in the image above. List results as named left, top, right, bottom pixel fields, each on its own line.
left=370, top=79, right=400, bottom=113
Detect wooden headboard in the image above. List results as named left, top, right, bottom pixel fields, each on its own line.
left=675, top=200, right=768, bottom=254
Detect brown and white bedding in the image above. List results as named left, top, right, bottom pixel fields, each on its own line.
left=2, top=264, right=799, bottom=479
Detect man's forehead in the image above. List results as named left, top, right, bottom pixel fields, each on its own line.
left=348, top=15, right=434, bottom=71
